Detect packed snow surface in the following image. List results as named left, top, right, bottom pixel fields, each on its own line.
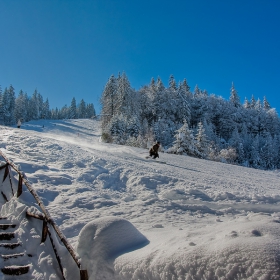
left=0, top=119, right=280, bottom=280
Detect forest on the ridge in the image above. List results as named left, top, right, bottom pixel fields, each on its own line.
left=100, top=73, right=280, bottom=170
left=0, top=85, right=96, bottom=124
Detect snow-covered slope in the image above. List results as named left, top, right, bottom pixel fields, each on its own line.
left=0, top=119, right=280, bottom=280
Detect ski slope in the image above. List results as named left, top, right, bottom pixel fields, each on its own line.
left=0, top=119, right=280, bottom=280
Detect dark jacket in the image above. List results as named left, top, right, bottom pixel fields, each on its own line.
left=150, top=143, right=160, bottom=153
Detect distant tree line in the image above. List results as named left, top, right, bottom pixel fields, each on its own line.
left=100, top=73, right=280, bottom=170
left=0, top=85, right=96, bottom=125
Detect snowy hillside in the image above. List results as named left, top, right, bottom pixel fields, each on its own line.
left=0, top=119, right=280, bottom=280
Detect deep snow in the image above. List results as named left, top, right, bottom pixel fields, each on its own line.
left=0, top=119, right=280, bottom=280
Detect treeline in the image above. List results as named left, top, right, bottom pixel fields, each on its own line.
left=100, top=73, right=280, bottom=170
left=0, top=85, right=96, bottom=125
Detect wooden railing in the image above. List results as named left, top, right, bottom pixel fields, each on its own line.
left=0, top=150, right=88, bottom=280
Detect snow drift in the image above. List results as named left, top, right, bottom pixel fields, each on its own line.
left=0, top=119, right=280, bottom=279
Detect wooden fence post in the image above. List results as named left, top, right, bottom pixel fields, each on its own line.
left=17, top=175, right=23, bottom=197
left=41, top=220, right=48, bottom=243
left=80, top=270, right=89, bottom=280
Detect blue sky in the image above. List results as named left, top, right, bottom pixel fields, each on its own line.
left=1, top=0, right=280, bottom=114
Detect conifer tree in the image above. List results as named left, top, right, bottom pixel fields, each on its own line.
left=86, top=103, right=96, bottom=118
left=100, top=75, right=117, bottom=128
left=14, top=90, right=27, bottom=122
left=250, top=95, right=256, bottom=108
left=78, top=99, right=86, bottom=118
left=170, top=120, right=198, bottom=155
left=42, top=98, right=51, bottom=119
left=263, top=96, right=271, bottom=110
left=177, top=81, right=191, bottom=124
left=193, top=85, right=201, bottom=98
left=0, top=87, right=3, bottom=125
left=70, top=98, right=77, bottom=119
left=168, top=74, right=177, bottom=91
left=229, top=82, right=240, bottom=107
left=29, top=89, right=40, bottom=120
left=156, top=77, right=165, bottom=92
left=150, top=77, right=156, bottom=93
left=2, top=87, right=14, bottom=125
left=243, top=97, right=250, bottom=109
left=195, top=121, right=208, bottom=158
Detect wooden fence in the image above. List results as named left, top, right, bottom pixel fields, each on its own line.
left=0, top=150, right=88, bottom=280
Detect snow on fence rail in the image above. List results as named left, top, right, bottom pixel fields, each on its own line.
left=0, top=150, right=88, bottom=280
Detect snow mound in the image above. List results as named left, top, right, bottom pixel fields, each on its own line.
left=76, top=216, right=148, bottom=280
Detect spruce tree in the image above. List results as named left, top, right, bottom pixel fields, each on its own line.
left=0, top=87, right=3, bottom=125
left=168, top=74, right=177, bottom=91
left=195, top=121, right=208, bottom=158
left=100, top=75, right=117, bottom=128
left=42, top=98, right=51, bottom=119
left=229, top=82, right=240, bottom=107
left=14, top=90, right=27, bottom=122
left=263, top=96, right=271, bottom=110
left=170, top=120, right=197, bottom=156
left=70, top=97, right=77, bottom=119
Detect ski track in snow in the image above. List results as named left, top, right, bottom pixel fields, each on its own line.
left=1, top=119, right=280, bottom=280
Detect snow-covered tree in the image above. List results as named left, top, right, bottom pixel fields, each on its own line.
left=100, top=75, right=118, bottom=128
left=169, top=120, right=198, bottom=156
left=229, top=82, right=240, bottom=108
left=86, top=103, right=96, bottom=118
left=116, top=72, right=134, bottom=116
left=168, top=74, right=177, bottom=91
left=69, top=98, right=77, bottom=119
left=263, top=96, right=271, bottom=110
left=78, top=99, right=87, bottom=118
left=14, top=90, right=28, bottom=122
left=98, top=74, right=280, bottom=170
left=42, top=98, right=51, bottom=119
left=0, top=86, right=3, bottom=125
left=2, top=86, right=16, bottom=125
left=195, top=121, right=208, bottom=158
left=243, top=97, right=250, bottom=109
left=28, top=89, right=40, bottom=120
left=250, top=95, right=256, bottom=108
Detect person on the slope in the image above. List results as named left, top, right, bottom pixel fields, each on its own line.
left=149, top=141, right=160, bottom=159
left=17, top=119, right=21, bottom=128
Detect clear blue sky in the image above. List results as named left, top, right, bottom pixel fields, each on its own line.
left=1, top=0, right=280, bottom=114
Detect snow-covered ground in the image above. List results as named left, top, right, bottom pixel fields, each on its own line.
left=0, top=119, right=280, bottom=280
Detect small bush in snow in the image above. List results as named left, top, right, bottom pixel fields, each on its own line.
left=219, top=147, right=237, bottom=164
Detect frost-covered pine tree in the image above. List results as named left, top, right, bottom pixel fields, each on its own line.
left=259, top=132, right=275, bottom=169
left=2, top=86, right=16, bottom=125
left=168, top=74, right=177, bottom=91
left=228, top=126, right=245, bottom=164
left=78, top=99, right=86, bottom=118
left=42, top=98, right=51, bottom=119
left=116, top=72, right=134, bottom=116
left=229, top=82, right=240, bottom=108
left=69, top=97, right=77, bottom=119
left=243, top=97, right=250, bottom=109
left=86, top=103, right=96, bottom=118
left=100, top=75, right=118, bottom=128
left=190, top=85, right=207, bottom=127
left=107, top=113, right=127, bottom=144
left=176, top=80, right=191, bottom=124
left=263, top=96, right=271, bottom=110
left=169, top=120, right=197, bottom=156
left=249, top=135, right=261, bottom=168
left=193, top=85, right=201, bottom=98
left=195, top=121, right=208, bottom=158
left=0, top=86, right=3, bottom=125
left=250, top=95, right=256, bottom=108
left=14, top=90, right=28, bottom=122
left=29, top=89, right=40, bottom=120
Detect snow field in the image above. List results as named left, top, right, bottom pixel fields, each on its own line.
left=0, top=119, right=280, bottom=279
